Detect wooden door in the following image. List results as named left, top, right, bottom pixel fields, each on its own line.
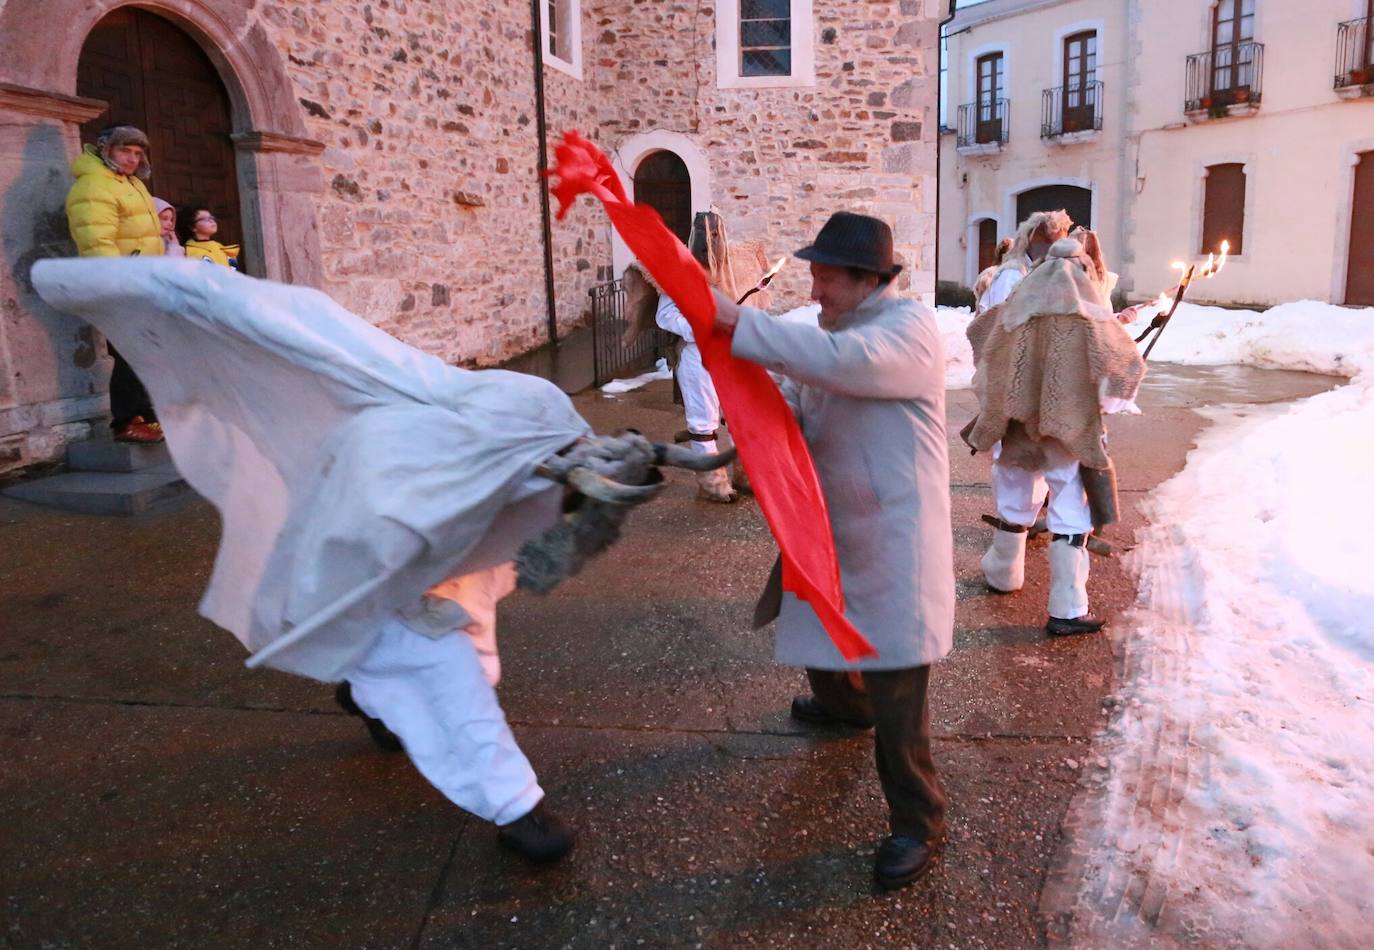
left=634, top=151, right=692, bottom=245
left=1347, top=152, right=1374, bottom=306
left=1062, top=31, right=1097, bottom=132
left=78, top=8, right=241, bottom=250
left=977, top=219, right=999, bottom=272
left=975, top=52, right=1004, bottom=144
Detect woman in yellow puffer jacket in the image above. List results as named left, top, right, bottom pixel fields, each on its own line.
left=65, top=132, right=163, bottom=259
left=64, top=125, right=164, bottom=442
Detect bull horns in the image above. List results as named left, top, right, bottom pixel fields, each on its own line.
left=653, top=443, right=737, bottom=471
left=566, top=466, right=662, bottom=505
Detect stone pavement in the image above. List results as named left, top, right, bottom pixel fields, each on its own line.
left=0, top=364, right=1334, bottom=949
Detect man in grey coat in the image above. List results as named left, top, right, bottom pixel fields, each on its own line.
left=711, top=211, right=956, bottom=890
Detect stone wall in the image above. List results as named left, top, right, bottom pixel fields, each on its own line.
left=588, top=0, right=941, bottom=309
left=261, top=0, right=606, bottom=366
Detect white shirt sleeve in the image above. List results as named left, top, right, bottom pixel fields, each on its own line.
left=977, top=268, right=1023, bottom=313
left=654, top=294, right=695, bottom=343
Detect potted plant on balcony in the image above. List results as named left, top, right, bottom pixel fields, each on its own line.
left=1233, top=88, right=1250, bottom=103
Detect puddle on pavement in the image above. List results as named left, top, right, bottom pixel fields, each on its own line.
left=1139, top=363, right=1341, bottom=409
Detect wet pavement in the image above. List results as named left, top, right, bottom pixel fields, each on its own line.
left=0, top=363, right=1337, bottom=948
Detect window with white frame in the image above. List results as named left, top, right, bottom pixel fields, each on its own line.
left=716, top=0, right=815, bottom=89
left=540, top=0, right=582, bottom=78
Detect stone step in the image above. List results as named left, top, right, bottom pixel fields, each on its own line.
left=1, top=463, right=194, bottom=516
left=66, top=436, right=172, bottom=473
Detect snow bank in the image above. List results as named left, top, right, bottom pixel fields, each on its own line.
left=599, top=357, right=672, bottom=395
left=1076, top=300, right=1374, bottom=945
left=1119, top=299, right=1374, bottom=379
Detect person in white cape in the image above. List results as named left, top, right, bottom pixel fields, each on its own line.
left=31, top=256, right=731, bottom=864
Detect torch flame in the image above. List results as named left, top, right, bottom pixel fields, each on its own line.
left=762, top=256, right=788, bottom=282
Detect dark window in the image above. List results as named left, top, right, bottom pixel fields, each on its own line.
left=977, top=219, right=999, bottom=273
left=1063, top=31, right=1097, bottom=129
left=740, top=0, right=791, bottom=77
left=633, top=151, right=693, bottom=245
left=1201, top=163, right=1245, bottom=255
left=1366, top=0, right=1374, bottom=68
left=1211, top=0, right=1256, bottom=97
left=547, top=0, right=559, bottom=58
left=1016, top=184, right=1092, bottom=231
left=975, top=52, right=1005, bottom=144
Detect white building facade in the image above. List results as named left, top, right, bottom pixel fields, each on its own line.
left=940, top=0, right=1374, bottom=307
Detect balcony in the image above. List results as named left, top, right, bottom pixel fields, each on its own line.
left=956, top=98, right=1009, bottom=154
left=1042, top=81, right=1103, bottom=142
left=1336, top=18, right=1374, bottom=98
left=1185, top=42, right=1264, bottom=118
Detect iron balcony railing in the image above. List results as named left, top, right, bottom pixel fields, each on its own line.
left=956, top=98, right=1010, bottom=148
left=1042, top=81, right=1103, bottom=138
left=1336, top=18, right=1374, bottom=89
left=588, top=277, right=674, bottom=387
left=1185, top=41, right=1264, bottom=113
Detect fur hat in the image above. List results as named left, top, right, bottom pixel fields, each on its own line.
left=96, top=125, right=152, bottom=180
left=1006, top=210, right=1072, bottom=264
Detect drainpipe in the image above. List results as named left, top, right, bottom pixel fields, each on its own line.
left=531, top=0, right=559, bottom=347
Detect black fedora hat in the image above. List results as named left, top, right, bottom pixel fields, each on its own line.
left=795, top=211, right=902, bottom=276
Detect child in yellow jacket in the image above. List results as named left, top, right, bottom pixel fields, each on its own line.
left=179, top=206, right=240, bottom=268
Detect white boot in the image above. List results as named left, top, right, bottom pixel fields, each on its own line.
left=981, top=528, right=1027, bottom=593
left=1046, top=536, right=1100, bottom=633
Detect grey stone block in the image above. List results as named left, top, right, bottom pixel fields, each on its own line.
left=1, top=463, right=193, bottom=515
left=67, top=437, right=173, bottom=473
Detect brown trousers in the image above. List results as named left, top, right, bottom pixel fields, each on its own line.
left=806, top=664, right=947, bottom=842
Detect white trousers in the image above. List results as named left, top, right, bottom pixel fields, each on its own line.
left=985, top=441, right=1093, bottom=618
left=677, top=343, right=721, bottom=446
left=344, top=565, right=541, bottom=826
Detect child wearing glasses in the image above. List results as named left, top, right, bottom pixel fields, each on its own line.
left=178, top=205, right=240, bottom=268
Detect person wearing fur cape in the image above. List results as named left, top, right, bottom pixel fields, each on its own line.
left=621, top=211, right=766, bottom=502
left=964, top=212, right=1146, bottom=635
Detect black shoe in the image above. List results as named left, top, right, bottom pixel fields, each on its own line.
left=1045, top=615, right=1106, bottom=636
left=334, top=682, right=404, bottom=751
left=789, top=695, right=874, bottom=729
left=498, top=802, right=574, bottom=864
left=874, top=835, right=938, bottom=891
left=984, top=581, right=1015, bottom=595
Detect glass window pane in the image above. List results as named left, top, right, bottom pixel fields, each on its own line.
left=741, top=0, right=789, bottom=18
left=742, top=48, right=791, bottom=76
left=741, top=20, right=790, bottom=48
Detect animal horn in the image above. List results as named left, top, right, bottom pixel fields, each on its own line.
left=654, top=443, right=738, bottom=471
left=566, top=466, right=662, bottom=505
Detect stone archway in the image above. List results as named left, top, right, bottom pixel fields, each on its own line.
left=608, top=130, right=713, bottom=275
left=78, top=8, right=244, bottom=251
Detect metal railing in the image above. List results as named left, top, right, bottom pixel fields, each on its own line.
left=956, top=98, right=1010, bottom=148
left=1185, top=42, right=1264, bottom=113
left=588, top=278, right=674, bottom=387
left=1336, top=18, right=1374, bottom=89
left=1042, top=81, right=1104, bottom=138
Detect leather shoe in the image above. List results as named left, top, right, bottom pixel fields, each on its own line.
left=1045, top=615, right=1105, bottom=636
left=874, top=834, right=937, bottom=890
left=498, top=802, right=574, bottom=864
left=334, top=681, right=403, bottom=751
left=789, top=695, right=873, bottom=729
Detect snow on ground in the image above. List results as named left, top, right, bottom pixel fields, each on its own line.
left=1067, top=300, right=1374, bottom=945
left=599, top=357, right=672, bottom=395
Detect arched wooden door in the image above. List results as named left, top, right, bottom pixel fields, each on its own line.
left=77, top=8, right=242, bottom=252
left=633, top=151, right=692, bottom=245
left=1347, top=152, right=1374, bottom=306
left=1016, top=184, right=1092, bottom=230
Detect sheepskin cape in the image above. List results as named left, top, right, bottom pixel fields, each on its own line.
left=621, top=239, right=770, bottom=347
left=965, top=240, right=1145, bottom=470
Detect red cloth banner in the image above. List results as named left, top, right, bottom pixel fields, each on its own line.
left=547, top=131, right=875, bottom=661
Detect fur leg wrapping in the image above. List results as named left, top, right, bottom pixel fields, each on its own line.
left=982, top=528, right=1027, bottom=592
left=696, top=466, right=738, bottom=503
left=1047, top=537, right=1090, bottom=620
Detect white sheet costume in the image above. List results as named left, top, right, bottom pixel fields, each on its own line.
left=32, top=258, right=590, bottom=829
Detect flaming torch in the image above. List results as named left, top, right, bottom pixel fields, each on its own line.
left=736, top=256, right=788, bottom=305
left=1135, top=240, right=1229, bottom=359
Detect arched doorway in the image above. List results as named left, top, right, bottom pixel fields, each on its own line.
left=1016, top=183, right=1092, bottom=230
left=976, top=218, right=1000, bottom=272
left=77, top=7, right=242, bottom=251
left=633, top=151, right=692, bottom=245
